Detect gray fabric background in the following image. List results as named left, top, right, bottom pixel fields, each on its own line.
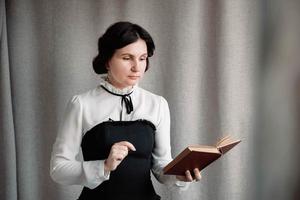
left=1, top=0, right=300, bottom=200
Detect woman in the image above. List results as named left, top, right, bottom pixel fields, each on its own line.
left=50, top=21, right=201, bottom=200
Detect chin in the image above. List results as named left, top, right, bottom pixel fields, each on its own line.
left=126, top=79, right=139, bottom=86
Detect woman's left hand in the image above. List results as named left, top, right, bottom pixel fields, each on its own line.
left=176, top=168, right=202, bottom=182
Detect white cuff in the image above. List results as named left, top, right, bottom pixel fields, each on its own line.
left=83, top=160, right=110, bottom=189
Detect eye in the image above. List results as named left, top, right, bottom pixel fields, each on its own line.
left=140, top=56, right=147, bottom=61
left=122, top=57, right=130, bottom=60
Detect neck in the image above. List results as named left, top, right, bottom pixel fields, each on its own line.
left=105, top=76, right=133, bottom=90
left=99, top=76, right=135, bottom=96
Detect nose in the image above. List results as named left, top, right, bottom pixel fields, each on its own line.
left=131, top=59, right=139, bottom=72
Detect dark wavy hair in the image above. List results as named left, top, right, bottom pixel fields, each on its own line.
left=92, top=22, right=155, bottom=74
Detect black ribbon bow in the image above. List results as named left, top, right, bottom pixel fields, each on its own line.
left=101, top=85, right=134, bottom=114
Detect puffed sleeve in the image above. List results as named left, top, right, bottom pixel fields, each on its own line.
left=151, top=97, right=189, bottom=189
left=50, top=95, right=109, bottom=189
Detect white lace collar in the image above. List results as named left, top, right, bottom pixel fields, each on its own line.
left=99, top=75, right=136, bottom=95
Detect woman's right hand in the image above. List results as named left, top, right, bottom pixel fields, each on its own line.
left=104, top=141, right=136, bottom=172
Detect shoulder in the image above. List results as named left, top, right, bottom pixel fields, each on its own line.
left=135, top=87, right=170, bottom=115
left=72, top=86, right=103, bottom=102
left=77, top=86, right=102, bottom=99
left=65, top=87, right=105, bottom=111
left=136, top=87, right=168, bottom=104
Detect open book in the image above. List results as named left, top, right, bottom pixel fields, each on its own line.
left=163, top=135, right=241, bottom=176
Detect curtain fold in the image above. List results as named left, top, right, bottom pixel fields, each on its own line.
left=0, top=0, right=18, bottom=199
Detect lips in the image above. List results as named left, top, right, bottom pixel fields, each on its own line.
left=128, top=76, right=140, bottom=79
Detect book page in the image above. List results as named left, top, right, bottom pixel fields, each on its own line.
left=188, top=145, right=220, bottom=154
left=215, top=135, right=231, bottom=147
left=217, top=137, right=241, bottom=154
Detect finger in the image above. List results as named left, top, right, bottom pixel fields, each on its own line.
left=193, top=168, right=202, bottom=181
left=176, top=175, right=187, bottom=182
left=185, top=170, right=193, bottom=182
left=113, top=145, right=129, bottom=152
left=112, top=151, right=128, bottom=160
left=115, top=155, right=123, bottom=161
left=113, top=154, right=124, bottom=162
left=111, top=147, right=127, bottom=157
left=118, top=141, right=136, bottom=151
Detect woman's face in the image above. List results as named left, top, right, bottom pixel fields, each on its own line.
left=107, top=38, right=148, bottom=89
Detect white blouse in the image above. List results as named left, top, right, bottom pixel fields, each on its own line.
left=50, top=78, right=187, bottom=190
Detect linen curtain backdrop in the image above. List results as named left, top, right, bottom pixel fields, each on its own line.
left=1, top=0, right=300, bottom=200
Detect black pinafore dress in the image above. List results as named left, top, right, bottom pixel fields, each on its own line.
left=78, top=120, right=161, bottom=200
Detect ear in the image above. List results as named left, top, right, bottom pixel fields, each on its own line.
left=105, top=62, right=110, bottom=71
